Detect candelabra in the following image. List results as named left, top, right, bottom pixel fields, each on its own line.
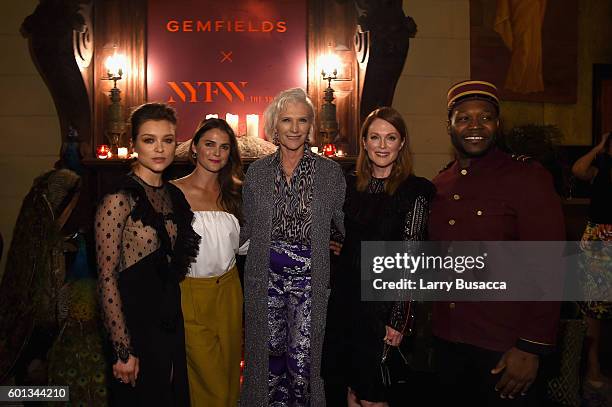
left=102, top=53, right=127, bottom=156
left=319, top=54, right=341, bottom=156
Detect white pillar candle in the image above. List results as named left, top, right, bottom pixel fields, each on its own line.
left=117, top=147, right=129, bottom=159
left=226, top=113, right=239, bottom=135
left=205, top=114, right=218, bottom=119
left=246, top=114, right=259, bottom=138
left=310, top=146, right=319, bottom=154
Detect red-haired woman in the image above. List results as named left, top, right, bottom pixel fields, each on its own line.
left=322, top=107, right=435, bottom=406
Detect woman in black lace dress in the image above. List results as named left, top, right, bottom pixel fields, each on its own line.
left=96, top=103, right=199, bottom=406
left=322, top=107, right=435, bottom=406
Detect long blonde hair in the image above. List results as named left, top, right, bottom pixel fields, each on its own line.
left=356, top=107, right=413, bottom=194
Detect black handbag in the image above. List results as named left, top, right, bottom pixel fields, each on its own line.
left=380, top=300, right=414, bottom=388
left=380, top=342, right=411, bottom=387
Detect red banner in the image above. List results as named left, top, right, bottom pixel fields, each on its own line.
left=147, top=0, right=307, bottom=141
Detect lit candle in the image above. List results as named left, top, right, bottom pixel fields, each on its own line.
left=226, top=113, right=239, bottom=135
left=105, top=53, right=127, bottom=78
left=131, top=151, right=139, bottom=159
left=246, top=114, right=259, bottom=138
left=337, top=149, right=344, bottom=157
left=97, top=145, right=110, bottom=159
left=117, top=147, right=129, bottom=159
left=205, top=114, right=218, bottom=119
left=310, top=146, right=319, bottom=154
left=322, top=143, right=337, bottom=157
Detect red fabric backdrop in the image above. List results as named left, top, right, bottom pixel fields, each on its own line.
left=147, top=0, right=307, bottom=141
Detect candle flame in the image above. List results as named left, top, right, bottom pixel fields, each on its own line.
left=105, top=53, right=127, bottom=78
left=320, top=54, right=340, bottom=78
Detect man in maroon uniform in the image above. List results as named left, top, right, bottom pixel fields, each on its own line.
left=429, top=80, right=565, bottom=405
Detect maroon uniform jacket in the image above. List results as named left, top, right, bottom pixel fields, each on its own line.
left=429, top=148, right=565, bottom=355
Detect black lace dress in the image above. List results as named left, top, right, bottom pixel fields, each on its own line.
left=95, top=174, right=199, bottom=406
left=322, top=174, right=434, bottom=402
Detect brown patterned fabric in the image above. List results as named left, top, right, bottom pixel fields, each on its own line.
left=0, top=169, right=80, bottom=382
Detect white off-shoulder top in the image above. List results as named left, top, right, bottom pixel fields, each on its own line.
left=188, top=211, right=249, bottom=278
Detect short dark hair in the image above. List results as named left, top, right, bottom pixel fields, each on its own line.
left=130, top=102, right=177, bottom=141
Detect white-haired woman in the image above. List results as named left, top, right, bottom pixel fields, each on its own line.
left=240, top=88, right=346, bottom=406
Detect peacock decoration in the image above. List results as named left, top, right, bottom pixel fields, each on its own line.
left=47, top=234, right=109, bottom=406
left=0, top=168, right=109, bottom=405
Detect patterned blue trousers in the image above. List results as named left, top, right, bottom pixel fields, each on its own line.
left=268, top=241, right=312, bottom=407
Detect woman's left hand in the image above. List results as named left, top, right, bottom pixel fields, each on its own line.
left=113, top=355, right=139, bottom=387
left=384, top=325, right=404, bottom=347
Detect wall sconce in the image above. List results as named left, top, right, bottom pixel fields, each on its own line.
left=102, top=52, right=127, bottom=156
left=319, top=53, right=340, bottom=155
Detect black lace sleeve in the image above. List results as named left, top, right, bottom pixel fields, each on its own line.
left=95, top=192, right=134, bottom=362
left=401, top=195, right=431, bottom=241
left=388, top=193, right=432, bottom=333
left=330, top=221, right=345, bottom=244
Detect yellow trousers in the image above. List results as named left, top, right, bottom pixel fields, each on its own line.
left=180, top=266, right=243, bottom=407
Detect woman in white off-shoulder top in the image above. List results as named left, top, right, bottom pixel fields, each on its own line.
left=172, top=118, right=247, bottom=407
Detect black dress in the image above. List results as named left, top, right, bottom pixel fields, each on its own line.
left=96, top=174, right=199, bottom=406
left=322, top=174, right=434, bottom=403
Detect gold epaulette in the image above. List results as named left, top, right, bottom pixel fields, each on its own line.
left=511, top=154, right=532, bottom=162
